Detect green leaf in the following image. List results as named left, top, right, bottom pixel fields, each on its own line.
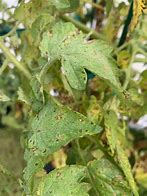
left=116, top=144, right=139, bottom=196
left=40, top=22, right=122, bottom=91
left=28, top=99, right=102, bottom=156
left=88, top=157, right=132, bottom=195
left=37, top=165, right=90, bottom=196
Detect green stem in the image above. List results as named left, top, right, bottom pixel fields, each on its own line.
left=134, top=57, right=147, bottom=63
left=123, top=49, right=135, bottom=90
left=0, top=39, right=31, bottom=79
left=0, top=59, right=8, bottom=75
left=136, top=48, right=147, bottom=56
left=61, top=15, right=104, bottom=40
left=75, top=139, right=99, bottom=196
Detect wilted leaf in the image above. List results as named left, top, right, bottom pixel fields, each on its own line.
left=130, top=0, right=146, bottom=31
left=40, top=22, right=122, bottom=91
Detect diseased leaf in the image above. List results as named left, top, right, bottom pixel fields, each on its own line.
left=14, top=0, right=70, bottom=27
left=116, top=143, right=139, bottom=196
left=40, top=22, right=122, bottom=91
left=23, top=155, right=44, bottom=187
left=105, top=110, right=118, bottom=155
left=14, top=0, right=53, bottom=27
left=28, top=99, right=102, bottom=156
left=88, top=157, right=132, bottom=196
left=23, top=154, right=44, bottom=195
left=130, top=0, right=146, bottom=31
left=31, top=14, right=54, bottom=47
left=37, top=165, right=90, bottom=196
left=104, top=108, right=139, bottom=195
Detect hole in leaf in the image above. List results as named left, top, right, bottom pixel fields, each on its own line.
left=43, top=149, right=47, bottom=153
left=57, top=172, right=61, bottom=177
left=43, top=162, right=54, bottom=174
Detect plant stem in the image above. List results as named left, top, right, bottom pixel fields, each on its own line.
left=0, top=39, right=31, bottom=79
left=123, top=49, right=135, bottom=90
left=61, top=15, right=104, bottom=40
left=0, top=59, right=8, bottom=75
left=75, top=139, right=99, bottom=196
left=118, top=0, right=133, bottom=46
left=134, top=57, right=147, bottom=63
left=91, top=2, right=104, bottom=11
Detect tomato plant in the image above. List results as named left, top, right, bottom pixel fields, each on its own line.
left=0, top=0, right=147, bottom=195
